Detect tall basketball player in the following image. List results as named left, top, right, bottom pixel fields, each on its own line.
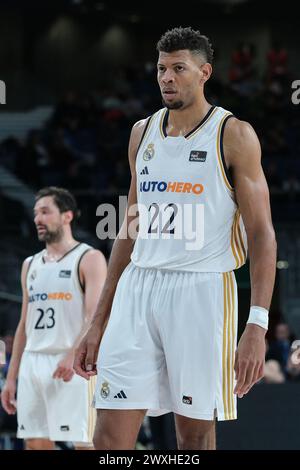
left=1, top=187, right=107, bottom=450
left=74, top=27, right=277, bottom=450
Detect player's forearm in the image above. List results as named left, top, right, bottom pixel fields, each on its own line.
left=91, top=235, right=134, bottom=328
left=248, top=227, right=277, bottom=309
left=70, top=314, right=94, bottom=352
left=6, top=323, right=26, bottom=382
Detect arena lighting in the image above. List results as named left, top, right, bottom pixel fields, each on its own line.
left=277, top=260, right=289, bottom=269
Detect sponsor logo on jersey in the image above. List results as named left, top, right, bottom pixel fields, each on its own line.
left=101, top=382, right=110, bottom=399
left=28, top=292, right=73, bottom=303
left=140, top=181, right=204, bottom=195
left=143, top=143, right=155, bottom=161
left=189, top=150, right=207, bottom=162
left=59, top=270, right=71, bottom=278
left=60, top=425, right=70, bottom=431
left=182, top=395, right=193, bottom=405
left=140, top=166, right=149, bottom=175
left=114, top=390, right=127, bottom=399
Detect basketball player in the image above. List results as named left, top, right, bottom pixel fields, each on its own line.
left=74, top=27, right=277, bottom=450
left=1, top=187, right=107, bottom=450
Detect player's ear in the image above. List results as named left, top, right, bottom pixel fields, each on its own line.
left=199, top=63, right=212, bottom=84
left=63, top=210, right=73, bottom=225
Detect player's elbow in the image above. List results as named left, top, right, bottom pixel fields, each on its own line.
left=248, top=225, right=277, bottom=255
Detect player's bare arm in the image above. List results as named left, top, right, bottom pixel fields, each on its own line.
left=223, top=117, right=277, bottom=398
left=74, top=118, right=148, bottom=380
left=1, top=258, right=30, bottom=414
left=53, top=249, right=107, bottom=382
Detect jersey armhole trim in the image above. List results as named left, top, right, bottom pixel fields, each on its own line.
left=217, top=113, right=235, bottom=192
left=77, top=248, right=92, bottom=294
left=25, top=256, right=35, bottom=284
left=136, top=114, right=155, bottom=157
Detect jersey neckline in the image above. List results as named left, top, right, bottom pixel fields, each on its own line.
left=161, top=104, right=216, bottom=139
left=42, top=242, right=82, bottom=264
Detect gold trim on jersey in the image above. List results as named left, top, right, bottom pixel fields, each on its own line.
left=159, top=108, right=168, bottom=139
left=216, top=113, right=234, bottom=193
left=231, top=210, right=247, bottom=269
left=140, top=113, right=156, bottom=150
left=159, top=106, right=218, bottom=140
left=222, top=272, right=236, bottom=420
left=87, top=375, right=96, bottom=443
left=186, top=106, right=218, bottom=140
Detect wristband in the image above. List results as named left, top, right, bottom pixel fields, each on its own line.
left=247, top=306, right=269, bottom=331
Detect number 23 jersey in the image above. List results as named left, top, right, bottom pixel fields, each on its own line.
left=25, top=243, right=91, bottom=354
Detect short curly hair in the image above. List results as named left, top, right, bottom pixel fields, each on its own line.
left=157, top=27, right=214, bottom=64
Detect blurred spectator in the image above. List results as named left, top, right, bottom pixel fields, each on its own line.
left=266, top=323, right=291, bottom=376
left=267, top=42, right=288, bottom=80
left=0, top=332, right=22, bottom=449
left=1, top=332, right=14, bottom=378
left=264, top=360, right=285, bottom=384
left=264, top=339, right=285, bottom=384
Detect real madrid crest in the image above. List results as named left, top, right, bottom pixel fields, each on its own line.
left=101, top=381, right=110, bottom=399
left=143, top=143, right=155, bottom=161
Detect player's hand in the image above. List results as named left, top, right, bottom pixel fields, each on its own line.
left=234, top=323, right=266, bottom=398
left=53, top=350, right=75, bottom=382
left=74, top=327, right=102, bottom=380
left=1, top=379, right=17, bottom=414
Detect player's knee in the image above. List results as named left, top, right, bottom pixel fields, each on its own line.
left=93, top=425, right=137, bottom=450
left=177, top=422, right=215, bottom=450
left=26, top=438, right=54, bottom=450
left=93, top=431, right=123, bottom=450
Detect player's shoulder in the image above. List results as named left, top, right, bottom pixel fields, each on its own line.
left=79, top=247, right=106, bottom=268
left=223, top=116, right=258, bottom=146
left=131, top=108, right=161, bottom=140
left=132, top=117, right=149, bottom=134
left=21, top=255, right=35, bottom=284
left=223, top=116, right=261, bottom=168
left=24, top=255, right=33, bottom=265
left=130, top=117, right=150, bottom=147
left=22, top=251, right=40, bottom=269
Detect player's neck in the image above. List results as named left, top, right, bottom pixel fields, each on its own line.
left=167, top=98, right=212, bottom=137
left=45, top=237, right=78, bottom=261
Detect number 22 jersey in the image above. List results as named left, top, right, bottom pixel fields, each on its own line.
left=131, top=106, right=247, bottom=273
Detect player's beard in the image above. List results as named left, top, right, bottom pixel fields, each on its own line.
left=37, top=225, right=64, bottom=243
left=162, top=98, right=184, bottom=110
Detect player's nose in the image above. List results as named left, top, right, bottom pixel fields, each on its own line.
left=161, top=69, right=175, bottom=83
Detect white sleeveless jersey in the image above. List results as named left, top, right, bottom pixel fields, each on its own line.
left=131, top=106, right=247, bottom=272
left=25, top=243, right=92, bottom=353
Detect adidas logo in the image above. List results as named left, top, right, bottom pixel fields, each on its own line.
left=140, top=166, right=149, bottom=175
left=20, top=425, right=25, bottom=430
left=114, top=390, right=127, bottom=399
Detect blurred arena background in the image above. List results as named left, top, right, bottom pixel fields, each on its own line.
left=0, top=0, right=300, bottom=450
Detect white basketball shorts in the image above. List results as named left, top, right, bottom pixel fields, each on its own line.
left=17, top=351, right=96, bottom=442
left=94, top=262, right=238, bottom=421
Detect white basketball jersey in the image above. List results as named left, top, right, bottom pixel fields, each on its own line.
left=131, top=106, right=247, bottom=272
left=25, top=243, right=92, bottom=353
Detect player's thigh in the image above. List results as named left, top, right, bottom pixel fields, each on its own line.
left=93, top=409, right=146, bottom=449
